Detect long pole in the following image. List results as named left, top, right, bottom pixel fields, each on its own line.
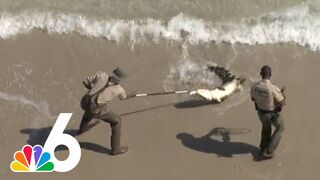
left=133, top=90, right=190, bottom=97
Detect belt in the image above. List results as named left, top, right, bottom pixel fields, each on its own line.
left=257, top=108, right=276, bottom=114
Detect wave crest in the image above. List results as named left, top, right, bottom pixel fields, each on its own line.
left=1, top=4, right=320, bottom=50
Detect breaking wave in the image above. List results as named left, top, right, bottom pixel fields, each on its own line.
left=1, top=4, right=320, bottom=50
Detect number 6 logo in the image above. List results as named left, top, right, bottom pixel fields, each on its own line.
left=44, top=113, right=81, bottom=172
left=10, top=113, right=81, bottom=172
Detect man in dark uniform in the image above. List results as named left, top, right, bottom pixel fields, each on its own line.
left=250, top=65, right=286, bottom=159
left=78, top=68, right=130, bottom=155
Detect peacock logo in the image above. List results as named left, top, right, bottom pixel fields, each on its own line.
left=10, top=113, right=81, bottom=173
left=10, top=145, right=54, bottom=172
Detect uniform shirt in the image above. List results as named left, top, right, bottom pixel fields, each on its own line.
left=250, top=79, right=284, bottom=111
left=83, top=71, right=127, bottom=104
left=97, top=84, right=127, bottom=104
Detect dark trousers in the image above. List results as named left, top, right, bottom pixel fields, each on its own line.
left=258, top=111, right=284, bottom=154
left=79, top=104, right=122, bottom=151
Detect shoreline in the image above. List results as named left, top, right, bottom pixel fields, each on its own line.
left=1, top=31, right=320, bottom=179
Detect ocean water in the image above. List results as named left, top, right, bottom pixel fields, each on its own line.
left=0, top=0, right=319, bottom=121
left=0, top=0, right=308, bottom=20
left=2, top=0, right=320, bottom=50
left=2, top=2, right=320, bottom=178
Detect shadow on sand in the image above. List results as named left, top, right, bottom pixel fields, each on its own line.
left=120, top=99, right=214, bottom=117
left=20, top=121, right=110, bottom=155
left=19, top=98, right=234, bottom=157
left=19, top=99, right=212, bottom=156
left=174, top=99, right=216, bottom=109
left=177, top=127, right=259, bottom=158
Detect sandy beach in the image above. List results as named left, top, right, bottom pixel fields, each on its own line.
left=0, top=30, right=319, bottom=180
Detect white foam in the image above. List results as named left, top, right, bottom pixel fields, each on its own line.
left=0, top=91, right=55, bottom=119
left=163, top=44, right=222, bottom=91
left=1, top=4, right=320, bottom=50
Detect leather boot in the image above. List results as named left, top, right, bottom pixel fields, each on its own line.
left=110, top=119, right=128, bottom=155
left=111, top=146, right=128, bottom=155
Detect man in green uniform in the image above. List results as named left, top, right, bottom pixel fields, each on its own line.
left=250, top=65, right=286, bottom=159
left=78, top=68, right=130, bottom=155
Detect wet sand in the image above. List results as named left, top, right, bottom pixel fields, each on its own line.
left=0, top=31, right=320, bottom=180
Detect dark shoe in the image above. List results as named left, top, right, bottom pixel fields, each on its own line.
left=262, top=151, right=274, bottom=159
left=111, top=146, right=128, bottom=156
left=254, top=150, right=274, bottom=161
left=77, top=129, right=84, bottom=135
left=258, top=149, right=265, bottom=156
left=254, top=155, right=271, bottom=161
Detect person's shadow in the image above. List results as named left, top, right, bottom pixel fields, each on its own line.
left=20, top=120, right=111, bottom=155
left=176, top=127, right=259, bottom=158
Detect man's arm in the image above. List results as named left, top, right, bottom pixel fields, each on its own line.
left=250, top=83, right=256, bottom=102
left=273, top=86, right=286, bottom=107
left=87, top=71, right=109, bottom=96
left=83, top=74, right=96, bottom=89
left=250, top=84, right=260, bottom=110
left=116, top=85, right=127, bottom=100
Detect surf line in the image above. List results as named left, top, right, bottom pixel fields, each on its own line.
left=0, top=91, right=55, bottom=119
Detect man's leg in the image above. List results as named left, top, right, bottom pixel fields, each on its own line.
left=99, top=110, right=128, bottom=155
left=267, top=113, right=284, bottom=154
left=258, top=113, right=272, bottom=154
left=78, top=111, right=94, bottom=135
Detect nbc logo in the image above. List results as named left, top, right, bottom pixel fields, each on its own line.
left=10, top=113, right=81, bottom=172
left=10, top=145, right=54, bottom=172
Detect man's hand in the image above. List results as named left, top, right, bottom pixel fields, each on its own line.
left=277, top=86, right=287, bottom=108
left=126, top=91, right=136, bottom=99
left=281, top=86, right=286, bottom=99
left=83, top=80, right=92, bottom=89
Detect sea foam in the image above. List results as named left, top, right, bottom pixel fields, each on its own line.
left=0, top=91, right=55, bottom=119
left=1, top=4, right=320, bottom=50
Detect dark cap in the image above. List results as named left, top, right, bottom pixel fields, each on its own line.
left=113, top=67, right=127, bottom=78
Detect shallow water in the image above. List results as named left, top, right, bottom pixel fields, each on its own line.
left=1, top=1, right=320, bottom=178
left=0, top=0, right=308, bottom=20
